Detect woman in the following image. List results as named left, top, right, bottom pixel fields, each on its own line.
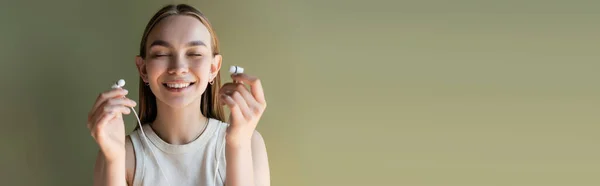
left=87, top=4, right=270, bottom=186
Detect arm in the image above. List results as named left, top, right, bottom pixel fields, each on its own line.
left=225, top=130, right=270, bottom=186
left=220, top=73, right=270, bottom=186
left=93, top=150, right=127, bottom=186
left=88, top=87, right=135, bottom=186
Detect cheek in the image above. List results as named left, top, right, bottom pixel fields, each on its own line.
left=145, top=61, right=168, bottom=78
left=189, top=58, right=213, bottom=75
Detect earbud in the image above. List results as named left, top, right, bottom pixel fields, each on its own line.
left=229, top=66, right=244, bottom=74
left=111, top=79, right=126, bottom=89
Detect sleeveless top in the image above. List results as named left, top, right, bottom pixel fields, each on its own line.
left=128, top=118, right=228, bottom=186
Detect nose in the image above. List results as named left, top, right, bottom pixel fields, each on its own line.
left=168, top=55, right=189, bottom=75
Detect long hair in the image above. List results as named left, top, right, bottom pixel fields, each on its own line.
left=135, top=4, right=225, bottom=130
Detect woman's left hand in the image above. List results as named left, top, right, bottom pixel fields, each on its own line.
left=219, top=73, right=267, bottom=145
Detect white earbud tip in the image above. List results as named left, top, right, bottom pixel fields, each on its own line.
left=229, top=66, right=244, bottom=74
left=117, top=79, right=126, bottom=87
left=111, top=84, right=119, bottom=89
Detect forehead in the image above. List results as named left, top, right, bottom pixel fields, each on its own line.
left=146, top=15, right=212, bottom=48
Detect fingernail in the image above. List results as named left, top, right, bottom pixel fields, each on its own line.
left=124, top=89, right=129, bottom=94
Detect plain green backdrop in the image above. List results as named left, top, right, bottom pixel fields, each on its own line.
left=1, top=0, right=598, bottom=185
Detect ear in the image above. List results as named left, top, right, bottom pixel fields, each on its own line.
left=135, top=56, right=148, bottom=83
left=211, top=54, right=223, bottom=80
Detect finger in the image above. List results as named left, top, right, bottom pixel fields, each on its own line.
left=90, top=104, right=131, bottom=127
left=90, top=98, right=135, bottom=123
left=93, top=105, right=130, bottom=132
left=219, top=82, right=238, bottom=96
left=220, top=83, right=259, bottom=103
left=233, top=83, right=262, bottom=114
left=221, top=82, right=258, bottom=103
left=221, top=94, right=244, bottom=121
left=91, top=88, right=129, bottom=117
left=106, top=97, right=137, bottom=108
left=93, top=111, right=116, bottom=136
left=230, top=73, right=266, bottom=104
left=220, top=83, right=261, bottom=115
left=231, top=91, right=253, bottom=120
left=102, top=105, right=131, bottom=116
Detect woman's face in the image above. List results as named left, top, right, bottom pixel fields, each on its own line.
left=136, top=15, right=221, bottom=109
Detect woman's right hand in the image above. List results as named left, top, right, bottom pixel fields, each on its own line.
left=87, top=88, right=137, bottom=162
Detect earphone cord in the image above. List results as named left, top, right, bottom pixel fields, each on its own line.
left=213, top=132, right=226, bottom=184
left=130, top=107, right=172, bottom=186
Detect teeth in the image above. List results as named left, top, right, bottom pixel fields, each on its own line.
left=165, top=83, right=191, bottom=88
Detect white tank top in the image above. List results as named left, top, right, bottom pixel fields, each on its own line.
left=129, top=118, right=228, bottom=186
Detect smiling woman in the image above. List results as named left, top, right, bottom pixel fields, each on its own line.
left=144, top=39, right=206, bottom=93
left=87, top=4, right=270, bottom=186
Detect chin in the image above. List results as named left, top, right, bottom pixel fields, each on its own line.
left=160, top=98, right=197, bottom=109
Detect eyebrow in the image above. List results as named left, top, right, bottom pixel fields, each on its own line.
left=149, top=40, right=207, bottom=48
left=187, top=41, right=207, bottom=47
left=149, top=40, right=171, bottom=48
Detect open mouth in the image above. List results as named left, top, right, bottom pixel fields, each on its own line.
left=162, top=82, right=196, bottom=92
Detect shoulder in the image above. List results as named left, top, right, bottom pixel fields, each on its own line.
left=125, top=135, right=136, bottom=186
left=92, top=135, right=137, bottom=186
left=251, top=130, right=268, bottom=157
left=252, top=130, right=265, bottom=146
left=251, top=130, right=271, bottom=186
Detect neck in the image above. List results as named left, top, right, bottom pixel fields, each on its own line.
left=152, top=98, right=209, bottom=145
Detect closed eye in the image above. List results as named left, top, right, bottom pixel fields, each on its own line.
left=188, top=53, right=202, bottom=57
left=151, top=54, right=170, bottom=58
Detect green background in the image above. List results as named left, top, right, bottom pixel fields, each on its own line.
left=1, top=0, right=598, bottom=185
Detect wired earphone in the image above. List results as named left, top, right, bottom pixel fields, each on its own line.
left=112, top=66, right=245, bottom=186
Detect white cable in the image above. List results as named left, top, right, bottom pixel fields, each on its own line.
left=113, top=79, right=171, bottom=186
left=131, top=107, right=172, bottom=186
left=213, top=132, right=226, bottom=184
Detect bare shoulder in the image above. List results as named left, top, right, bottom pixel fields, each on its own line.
left=252, top=130, right=265, bottom=143
left=251, top=130, right=268, bottom=153
left=92, top=136, right=135, bottom=186
left=125, top=135, right=136, bottom=186
left=251, top=130, right=270, bottom=186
